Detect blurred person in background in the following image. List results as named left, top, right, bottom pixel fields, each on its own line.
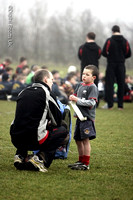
left=10, top=75, right=27, bottom=101
left=123, top=75, right=133, bottom=102
left=21, top=65, right=30, bottom=76
left=52, top=70, right=68, bottom=104
left=10, top=74, right=18, bottom=84
left=26, top=65, right=40, bottom=85
left=102, top=25, right=132, bottom=110
left=97, top=72, right=105, bottom=106
left=0, top=58, right=12, bottom=81
left=78, top=32, right=101, bottom=85
left=0, top=58, right=12, bottom=73
left=41, top=65, right=48, bottom=70
left=0, top=73, right=12, bottom=100
left=62, top=72, right=77, bottom=99
left=2, top=67, right=13, bottom=80
left=16, top=57, right=27, bottom=74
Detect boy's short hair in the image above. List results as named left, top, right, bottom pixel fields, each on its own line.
left=12, top=73, right=17, bottom=80
left=16, top=75, right=26, bottom=82
left=84, top=65, right=99, bottom=78
left=33, top=69, right=50, bottom=82
left=32, top=65, right=40, bottom=72
left=87, top=32, right=96, bottom=40
left=2, top=73, right=9, bottom=81
left=5, top=66, right=13, bottom=72
left=51, top=70, right=59, bottom=75
left=66, top=72, right=76, bottom=81
left=22, top=65, right=29, bottom=70
left=20, top=57, right=27, bottom=63
left=5, top=58, right=12, bottom=64
left=112, top=25, right=120, bottom=33
left=125, top=74, right=130, bottom=79
left=41, top=65, right=48, bottom=69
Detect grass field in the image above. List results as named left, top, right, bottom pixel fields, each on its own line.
left=0, top=100, right=133, bottom=200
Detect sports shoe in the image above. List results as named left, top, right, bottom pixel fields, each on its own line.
left=71, top=164, right=90, bottom=170
left=118, top=108, right=123, bottom=110
left=101, top=104, right=113, bottom=110
left=14, top=154, right=25, bottom=170
left=68, top=161, right=83, bottom=168
left=28, top=155, right=48, bottom=173
left=101, top=103, right=108, bottom=109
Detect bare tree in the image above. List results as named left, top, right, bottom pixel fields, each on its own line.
left=0, top=1, right=132, bottom=69
left=29, top=0, right=48, bottom=63
left=0, top=0, right=8, bottom=58
left=46, top=15, right=66, bottom=63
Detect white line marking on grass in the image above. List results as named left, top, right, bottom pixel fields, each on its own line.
left=0, top=111, right=15, bottom=115
left=0, top=146, right=14, bottom=149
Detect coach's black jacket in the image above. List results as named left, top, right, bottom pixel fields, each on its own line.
left=78, top=42, right=101, bottom=71
left=102, top=35, right=131, bottom=63
left=10, top=81, right=62, bottom=150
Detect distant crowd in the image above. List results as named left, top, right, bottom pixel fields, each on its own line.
left=0, top=56, right=133, bottom=105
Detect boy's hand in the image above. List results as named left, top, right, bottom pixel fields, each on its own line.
left=69, top=95, right=78, bottom=102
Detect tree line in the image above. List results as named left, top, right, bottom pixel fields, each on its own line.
left=1, top=0, right=133, bottom=68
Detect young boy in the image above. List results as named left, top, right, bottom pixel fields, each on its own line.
left=68, top=65, right=99, bottom=170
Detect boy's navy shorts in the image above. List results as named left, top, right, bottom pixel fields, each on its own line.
left=74, top=118, right=96, bottom=141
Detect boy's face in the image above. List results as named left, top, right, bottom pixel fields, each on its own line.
left=82, top=69, right=96, bottom=84
left=53, top=72, right=60, bottom=80
left=23, top=68, right=30, bottom=75
left=8, top=70, right=13, bottom=75
left=22, top=60, right=27, bottom=66
left=70, top=76, right=77, bottom=85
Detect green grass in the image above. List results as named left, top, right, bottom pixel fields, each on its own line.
left=0, top=100, right=133, bottom=200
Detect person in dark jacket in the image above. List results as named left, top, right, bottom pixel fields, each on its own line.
left=0, top=58, right=12, bottom=76
left=123, top=74, right=133, bottom=102
left=10, top=75, right=26, bottom=101
left=51, top=70, right=68, bottom=104
left=102, top=25, right=132, bottom=109
left=78, top=32, right=101, bottom=85
left=10, top=69, right=68, bottom=172
left=16, top=57, right=28, bottom=74
left=0, top=73, right=12, bottom=100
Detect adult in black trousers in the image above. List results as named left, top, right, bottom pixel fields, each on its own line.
left=102, top=25, right=132, bottom=109
left=10, top=69, right=68, bottom=172
left=78, top=32, right=101, bottom=85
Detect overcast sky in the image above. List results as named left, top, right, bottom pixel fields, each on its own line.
left=3, top=0, right=133, bottom=25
